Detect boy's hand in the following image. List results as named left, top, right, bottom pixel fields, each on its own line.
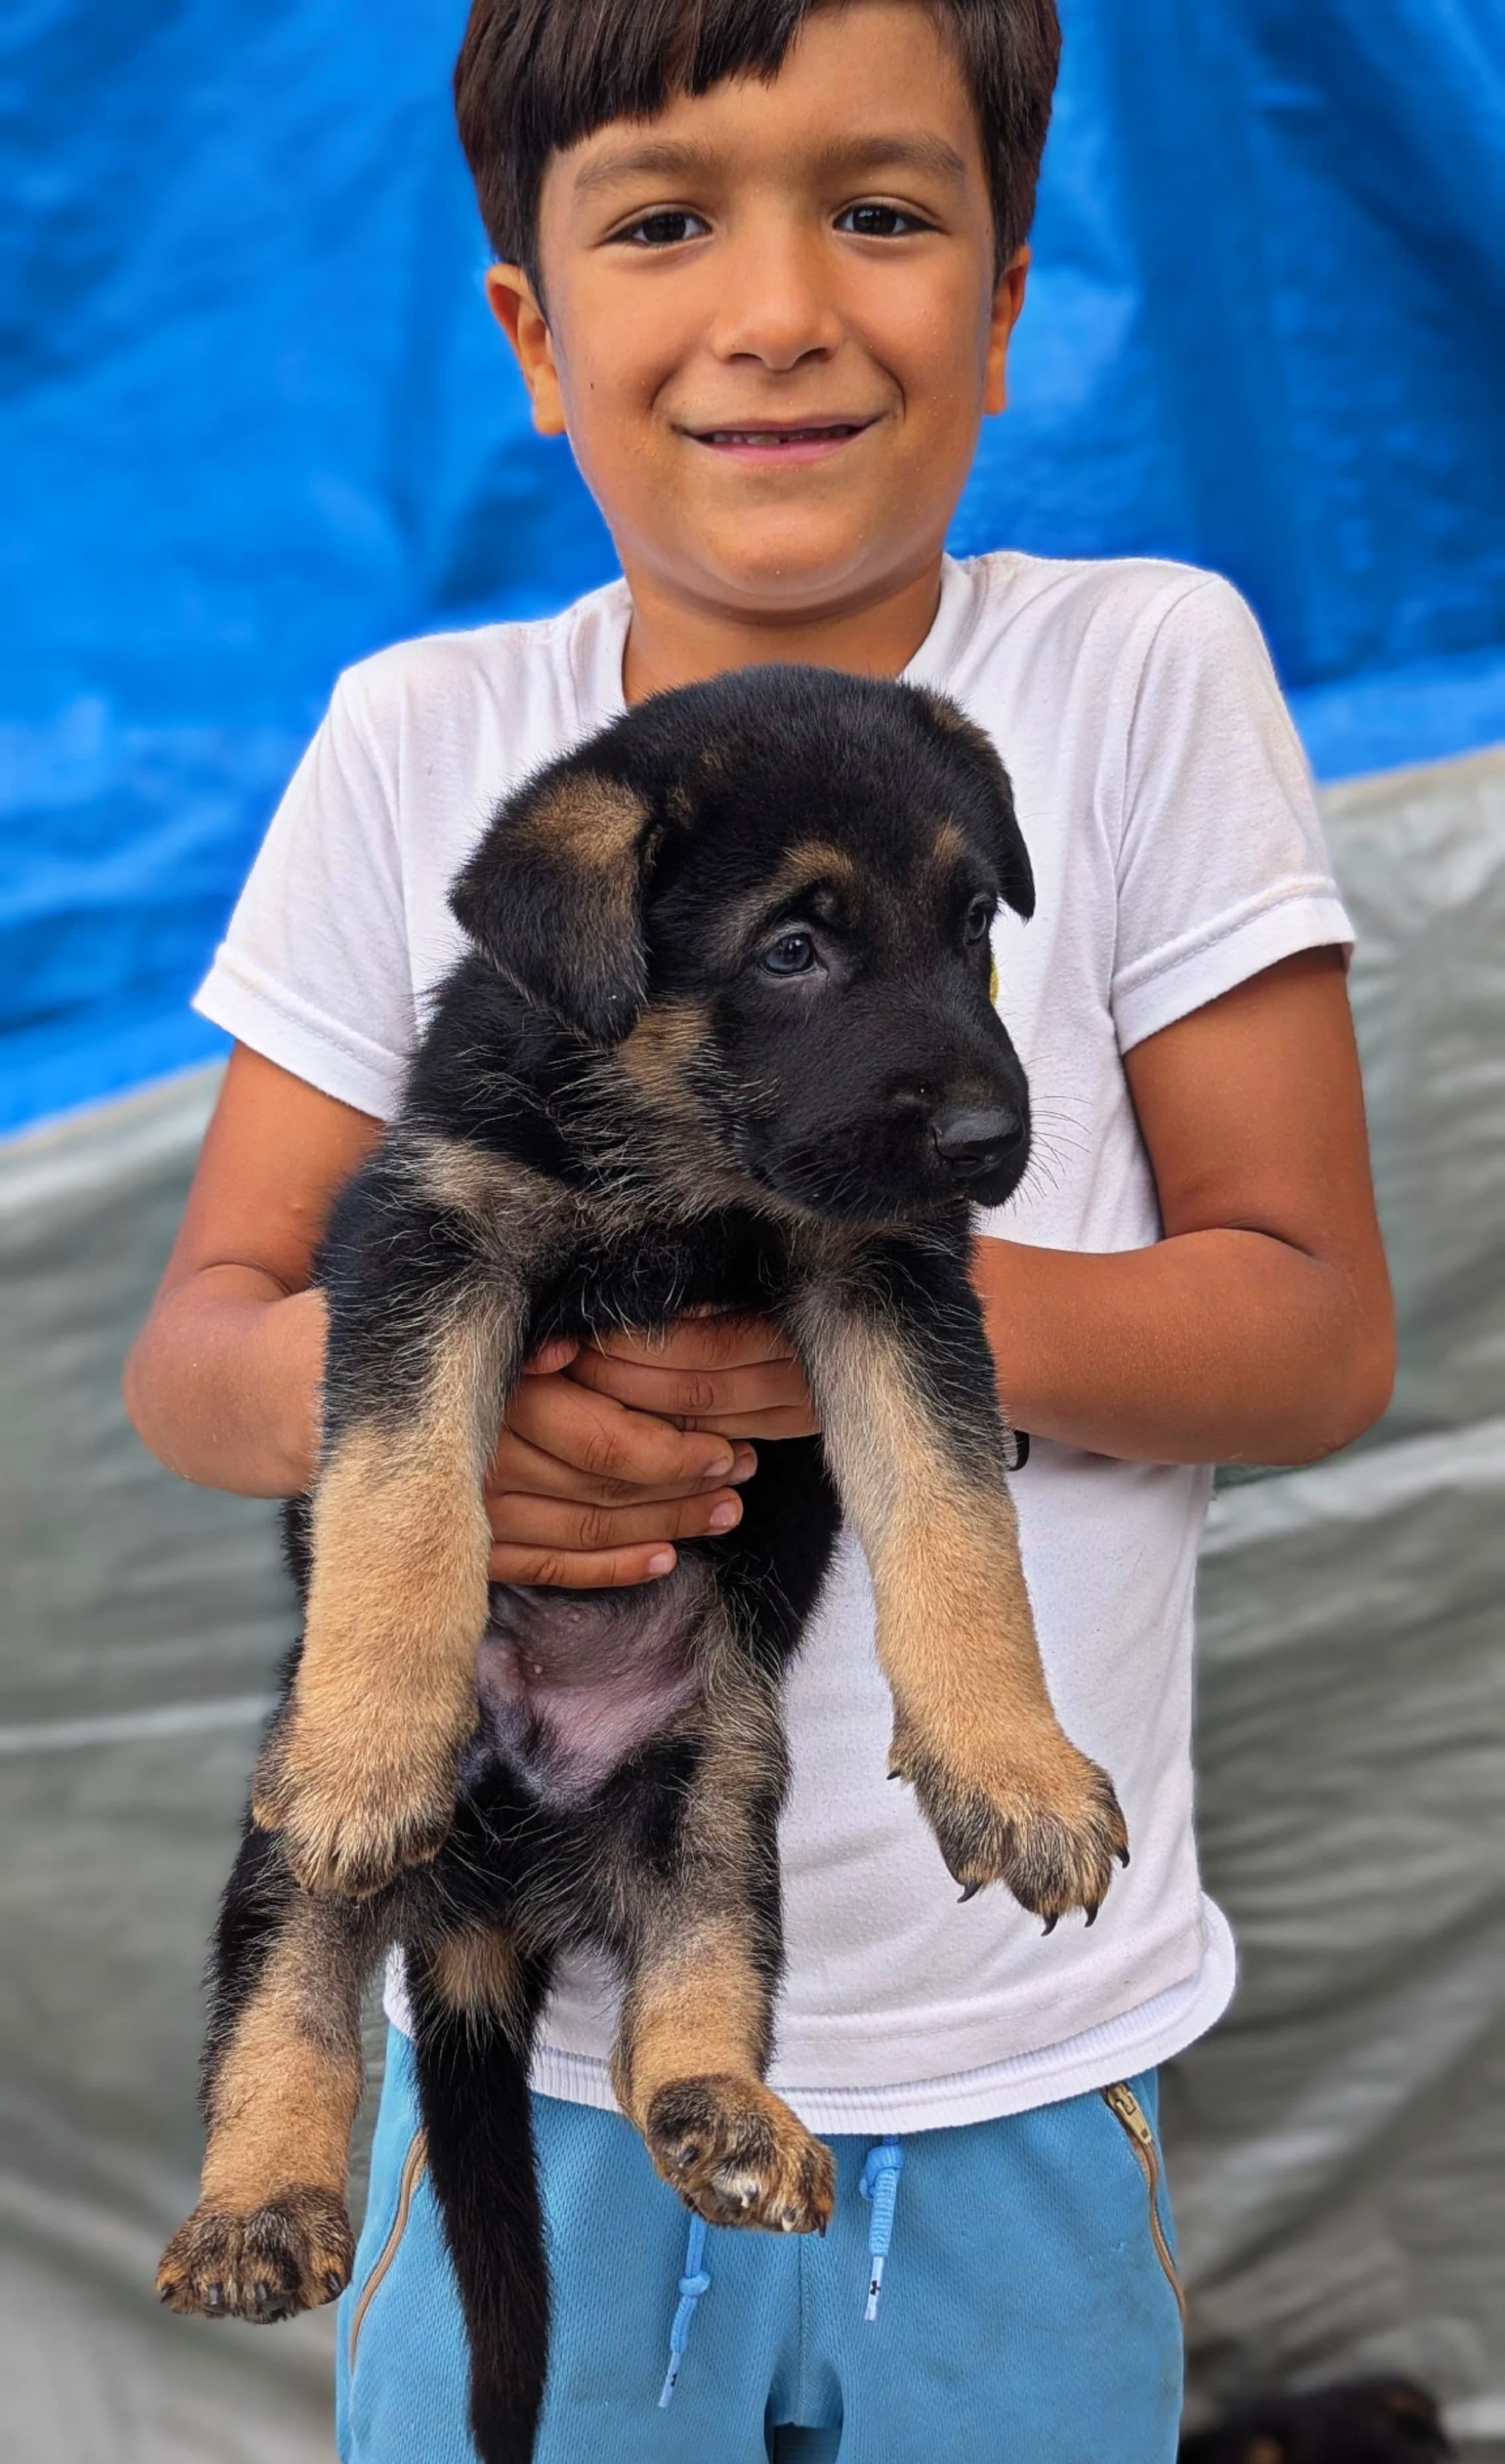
left=486, top=1311, right=818, bottom=1589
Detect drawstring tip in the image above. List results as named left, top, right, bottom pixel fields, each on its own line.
left=859, top=2139, right=904, bottom=2323
left=658, top=2213, right=711, bottom=2408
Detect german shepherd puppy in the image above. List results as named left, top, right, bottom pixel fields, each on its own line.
left=158, top=665, right=1127, bottom=2462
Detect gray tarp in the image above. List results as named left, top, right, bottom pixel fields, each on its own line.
left=1, top=749, right=1502, bottom=2458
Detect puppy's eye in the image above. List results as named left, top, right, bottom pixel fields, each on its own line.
left=964, top=897, right=993, bottom=944
left=760, top=931, right=817, bottom=976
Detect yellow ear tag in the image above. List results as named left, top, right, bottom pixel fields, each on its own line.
left=989, top=956, right=999, bottom=1007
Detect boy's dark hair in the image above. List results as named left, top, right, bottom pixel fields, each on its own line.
left=455, top=0, right=1060, bottom=294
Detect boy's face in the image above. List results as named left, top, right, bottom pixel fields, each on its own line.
left=488, top=1, right=1027, bottom=633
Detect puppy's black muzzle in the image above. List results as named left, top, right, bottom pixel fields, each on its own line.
left=931, top=1102, right=1027, bottom=1181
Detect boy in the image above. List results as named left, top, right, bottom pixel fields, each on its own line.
left=125, top=3, right=1395, bottom=2458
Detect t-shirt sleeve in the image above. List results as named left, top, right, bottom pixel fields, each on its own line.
left=192, top=672, right=416, bottom=1119
left=1110, top=574, right=1354, bottom=1052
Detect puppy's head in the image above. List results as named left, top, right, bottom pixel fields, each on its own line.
left=452, top=664, right=1036, bottom=1222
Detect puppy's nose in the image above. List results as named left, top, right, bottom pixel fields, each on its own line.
left=931, top=1104, right=1025, bottom=1175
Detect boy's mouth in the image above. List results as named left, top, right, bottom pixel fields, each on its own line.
left=687, top=419, right=877, bottom=465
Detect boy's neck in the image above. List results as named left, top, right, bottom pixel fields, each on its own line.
left=620, top=557, right=946, bottom=703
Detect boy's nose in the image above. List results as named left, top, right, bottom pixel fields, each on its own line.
left=709, top=231, right=842, bottom=371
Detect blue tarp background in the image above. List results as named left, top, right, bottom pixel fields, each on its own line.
left=3, top=0, right=1504, bottom=1134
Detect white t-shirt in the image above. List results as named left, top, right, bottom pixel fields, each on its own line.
left=195, top=551, right=1352, bottom=2132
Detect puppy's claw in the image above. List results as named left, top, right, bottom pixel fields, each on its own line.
left=1041, top=1914, right=1058, bottom=1936
left=1084, top=1901, right=1100, bottom=1928
left=958, top=1881, right=981, bottom=1904
left=1117, top=1843, right=1131, bottom=1868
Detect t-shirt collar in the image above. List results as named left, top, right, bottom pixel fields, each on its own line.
left=569, top=555, right=983, bottom=733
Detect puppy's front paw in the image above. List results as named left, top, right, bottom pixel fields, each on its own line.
left=891, top=1721, right=1128, bottom=1924
left=644, top=2074, right=835, bottom=2236
left=253, top=1717, right=458, bottom=1897
left=157, top=2188, right=354, bottom=2323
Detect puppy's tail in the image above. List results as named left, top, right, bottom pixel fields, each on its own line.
left=411, top=1949, right=553, bottom=2464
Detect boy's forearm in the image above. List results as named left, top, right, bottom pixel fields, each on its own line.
left=123, top=1269, right=323, bottom=1498
left=974, top=1230, right=1394, bottom=1469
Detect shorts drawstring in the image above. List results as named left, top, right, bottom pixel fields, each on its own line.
left=658, top=2137, right=904, bottom=2405
left=859, top=2139, right=904, bottom=2320
left=657, top=2210, right=711, bottom=2408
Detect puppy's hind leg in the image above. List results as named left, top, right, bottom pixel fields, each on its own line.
left=407, top=1924, right=556, bottom=2464
left=612, top=1644, right=835, bottom=2238
left=157, top=1824, right=382, bottom=2323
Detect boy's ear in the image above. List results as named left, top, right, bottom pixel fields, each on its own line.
left=914, top=689, right=1036, bottom=921
left=485, top=263, right=566, bottom=438
left=451, top=763, right=657, bottom=1043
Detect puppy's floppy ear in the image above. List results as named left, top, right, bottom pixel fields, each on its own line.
left=451, top=761, right=656, bottom=1042
left=913, top=687, right=1035, bottom=922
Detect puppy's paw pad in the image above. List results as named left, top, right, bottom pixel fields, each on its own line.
left=157, top=2189, right=354, bottom=2323
left=645, top=2074, right=835, bottom=2236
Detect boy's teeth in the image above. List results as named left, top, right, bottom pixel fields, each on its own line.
left=710, top=426, right=851, bottom=444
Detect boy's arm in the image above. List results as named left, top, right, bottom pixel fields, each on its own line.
left=123, top=1046, right=383, bottom=1496
left=973, top=944, right=1396, bottom=1464
left=572, top=948, right=1396, bottom=1470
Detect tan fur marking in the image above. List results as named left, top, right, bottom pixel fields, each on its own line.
left=528, top=772, right=648, bottom=869
left=616, top=1906, right=835, bottom=2234
left=616, top=999, right=712, bottom=1119
left=253, top=1305, right=504, bottom=1893
left=707, top=841, right=863, bottom=968
left=802, top=1309, right=1050, bottom=1770
left=199, top=1905, right=362, bottom=2210
left=429, top=1926, right=528, bottom=2025
left=410, top=1134, right=558, bottom=1232
left=614, top=1919, right=770, bottom=2122
left=794, top=1293, right=1127, bottom=1913
left=762, top=841, right=861, bottom=895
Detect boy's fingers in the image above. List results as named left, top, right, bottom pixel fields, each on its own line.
left=587, top=1311, right=797, bottom=1372
left=503, top=1366, right=737, bottom=1487
left=522, top=1335, right=581, bottom=1375
left=565, top=1350, right=810, bottom=1421
left=486, top=1541, right=679, bottom=1590
left=676, top=1404, right=821, bottom=1440
left=486, top=1427, right=756, bottom=1508
left=486, top=1488, right=743, bottom=1556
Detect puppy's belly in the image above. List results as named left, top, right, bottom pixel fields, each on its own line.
left=474, top=1563, right=712, bottom=1804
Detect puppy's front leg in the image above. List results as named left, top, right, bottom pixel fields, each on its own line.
left=790, top=1236, right=1128, bottom=1922
left=254, top=1181, right=522, bottom=1896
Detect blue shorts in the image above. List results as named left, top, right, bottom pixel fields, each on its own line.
left=337, top=2027, right=1183, bottom=2463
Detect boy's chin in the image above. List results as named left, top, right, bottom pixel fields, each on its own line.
left=686, top=520, right=927, bottom=616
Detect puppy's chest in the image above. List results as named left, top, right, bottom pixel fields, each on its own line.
left=522, top=1206, right=790, bottom=1347
left=472, top=1565, right=715, bottom=1806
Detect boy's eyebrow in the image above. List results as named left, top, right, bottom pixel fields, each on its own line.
left=813, top=133, right=971, bottom=189
left=571, top=139, right=721, bottom=204
left=571, top=130, right=970, bottom=206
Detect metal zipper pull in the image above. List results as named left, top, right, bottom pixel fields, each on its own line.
left=1102, top=2084, right=1186, bottom=2321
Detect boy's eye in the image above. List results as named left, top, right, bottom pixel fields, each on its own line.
left=760, top=931, right=817, bottom=976
left=615, top=209, right=710, bottom=249
left=835, top=202, right=931, bottom=239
